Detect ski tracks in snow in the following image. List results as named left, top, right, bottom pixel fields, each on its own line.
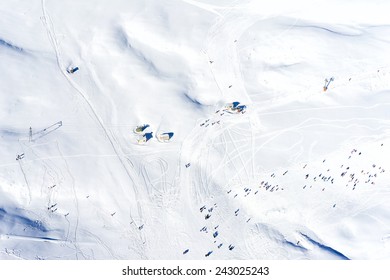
left=16, top=157, right=32, bottom=205
left=41, top=0, right=151, bottom=256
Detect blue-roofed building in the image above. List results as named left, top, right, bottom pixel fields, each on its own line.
left=144, top=132, right=153, bottom=141
left=157, top=132, right=174, bottom=143
left=137, top=131, right=153, bottom=144
left=134, top=124, right=150, bottom=134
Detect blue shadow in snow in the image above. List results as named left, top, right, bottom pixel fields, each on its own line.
left=300, top=233, right=350, bottom=260
left=294, top=25, right=361, bottom=37
left=0, top=38, right=25, bottom=53
left=283, top=239, right=307, bottom=252
left=0, top=208, right=48, bottom=233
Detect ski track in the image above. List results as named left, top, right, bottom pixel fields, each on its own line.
left=41, top=0, right=141, bottom=203
left=141, top=157, right=174, bottom=208
left=208, top=116, right=389, bottom=181
left=80, top=229, right=118, bottom=260
left=17, top=158, right=32, bottom=205
left=41, top=0, right=153, bottom=257
left=179, top=0, right=223, bottom=16
left=55, top=141, right=86, bottom=259
left=21, top=138, right=85, bottom=258
left=0, top=0, right=378, bottom=260
left=226, top=127, right=250, bottom=179
left=183, top=0, right=273, bottom=205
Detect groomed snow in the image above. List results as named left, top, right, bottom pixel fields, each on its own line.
left=0, top=0, right=389, bottom=259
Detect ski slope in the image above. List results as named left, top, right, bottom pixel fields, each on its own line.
left=0, top=0, right=390, bottom=260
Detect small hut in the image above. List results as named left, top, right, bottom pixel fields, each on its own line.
left=137, top=132, right=153, bottom=144
left=156, top=132, right=174, bottom=143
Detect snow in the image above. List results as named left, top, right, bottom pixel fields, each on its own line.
left=0, top=0, right=390, bottom=260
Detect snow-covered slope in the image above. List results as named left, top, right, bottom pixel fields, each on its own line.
left=0, top=0, right=389, bottom=259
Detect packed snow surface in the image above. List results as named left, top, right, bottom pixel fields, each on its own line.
left=1, top=0, right=390, bottom=259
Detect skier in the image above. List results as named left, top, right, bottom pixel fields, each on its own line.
left=205, top=251, right=213, bottom=257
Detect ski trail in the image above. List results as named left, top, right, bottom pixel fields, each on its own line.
left=250, top=120, right=256, bottom=180
left=55, top=141, right=86, bottom=259
left=84, top=60, right=119, bottom=126
left=226, top=127, right=250, bottom=180
left=2, top=249, right=27, bottom=260
left=141, top=157, right=171, bottom=207
left=204, top=1, right=262, bottom=104
left=205, top=126, right=230, bottom=186
left=80, top=229, right=118, bottom=260
left=21, top=138, right=85, bottom=259
left=207, top=113, right=390, bottom=183
left=17, top=158, right=32, bottom=205
left=41, top=0, right=147, bottom=235
left=180, top=0, right=223, bottom=16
